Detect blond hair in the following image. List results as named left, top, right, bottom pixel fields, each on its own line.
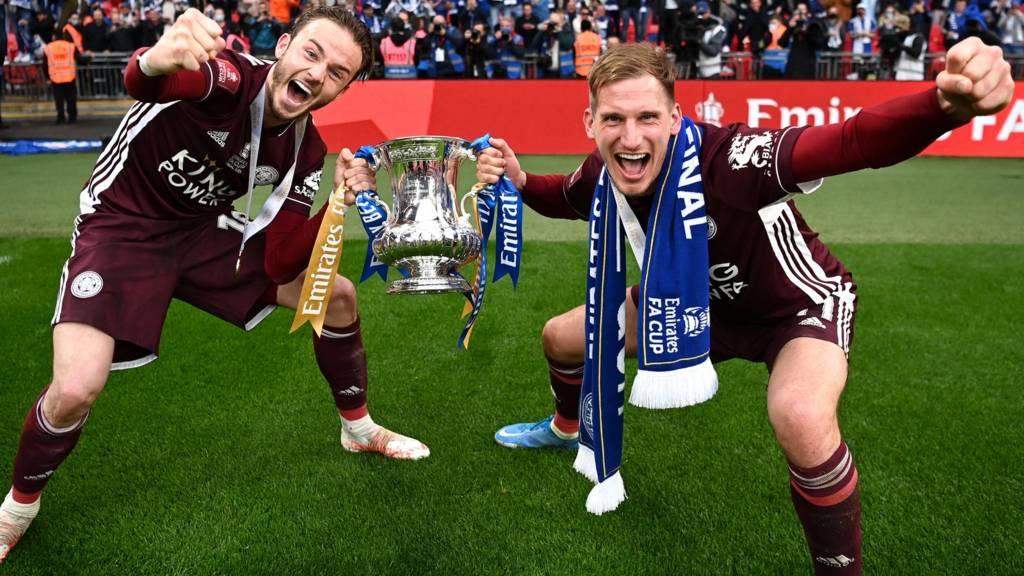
left=587, top=43, right=676, bottom=110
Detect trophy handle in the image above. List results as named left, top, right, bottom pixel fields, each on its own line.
left=459, top=183, right=487, bottom=221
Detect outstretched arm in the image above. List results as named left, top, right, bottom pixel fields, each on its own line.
left=792, top=37, right=1014, bottom=182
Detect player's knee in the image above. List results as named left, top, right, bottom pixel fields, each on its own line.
left=46, top=374, right=104, bottom=424
left=768, top=395, right=836, bottom=449
left=542, top=316, right=577, bottom=362
left=326, top=275, right=357, bottom=324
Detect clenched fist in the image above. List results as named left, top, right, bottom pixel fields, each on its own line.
left=335, top=148, right=377, bottom=205
left=143, top=9, right=226, bottom=75
left=936, top=37, right=1015, bottom=121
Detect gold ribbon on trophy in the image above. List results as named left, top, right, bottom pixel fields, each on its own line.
left=289, top=184, right=349, bottom=336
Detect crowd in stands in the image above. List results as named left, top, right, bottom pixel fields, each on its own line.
left=2, top=0, right=1023, bottom=79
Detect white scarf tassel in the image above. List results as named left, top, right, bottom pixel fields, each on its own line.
left=585, top=471, right=626, bottom=515
left=629, top=357, right=719, bottom=409
left=573, top=445, right=599, bottom=484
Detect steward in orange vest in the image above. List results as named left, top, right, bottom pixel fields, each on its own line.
left=573, top=20, right=602, bottom=78
left=43, top=31, right=84, bottom=124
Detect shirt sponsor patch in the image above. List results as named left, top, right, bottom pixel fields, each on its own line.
left=213, top=59, right=241, bottom=95
left=727, top=132, right=775, bottom=172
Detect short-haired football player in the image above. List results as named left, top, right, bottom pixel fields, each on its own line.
left=475, top=39, right=1014, bottom=575
left=0, top=6, right=429, bottom=563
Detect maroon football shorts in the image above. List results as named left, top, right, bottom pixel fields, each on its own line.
left=629, top=284, right=856, bottom=370
left=52, top=210, right=276, bottom=369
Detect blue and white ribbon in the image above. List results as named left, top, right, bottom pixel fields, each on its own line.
left=354, top=145, right=409, bottom=282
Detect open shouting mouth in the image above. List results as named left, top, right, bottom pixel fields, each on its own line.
left=614, top=152, right=650, bottom=180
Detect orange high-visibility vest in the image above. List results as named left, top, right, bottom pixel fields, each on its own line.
left=63, top=23, right=83, bottom=53
left=44, top=40, right=77, bottom=84
left=573, top=31, right=601, bottom=77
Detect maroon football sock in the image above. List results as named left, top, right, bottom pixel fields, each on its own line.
left=313, top=317, right=369, bottom=414
left=789, top=442, right=862, bottom=576
left=11, top=388, right=88, bottom=498
left=547, top=357, right=583, bottom=434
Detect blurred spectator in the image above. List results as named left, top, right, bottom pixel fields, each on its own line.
left=417, top=14, right=464, bottom=77
left=462, top=21, right=496, bottom=77
left=619, top=0, right=648, bottom=42
left=908, top=0, right=930, bottom=37
left=659, top=0, right=682, bottom=56
left=43, top=29, right=88, bottom=124
left=246, top=1, right=283, bottom=56
left=459, top=0, right=490, bottom=30
left=573, top=3, right=591, bottom=35
left=10, top=0, right=34, bottom=56
left=877, top=4, right=897, bottom=30
left=533, top=7, right=574, bottom=76
left=893, top=13, right=926, bottom=79
left=944, top=0, right=967, bottom=48
left=360, top=3, right=388, bottom=34
left=849, top=4, right=875, bottom=54
left=604, top=0, right=622, bottom=38
left=999, top=0, right=1024, bottom=55
left=780, top=2, right=824, bottom=78
left=961, top=4, right=1002, bottom=44
left=386, top=0, right=435, bottom=20
left=139, top=9, right=165, bottom=47
left=31, top=10, right=56, bottom=45
left=593, top=3, right=611, bottom=44
left=107, top=10, right=140, bottom=52
left=501, top=0, right=525, bottom=21
left=83, top=7, right=110, bottom=53
left=493, top=15, right=526, bottom=76
left=573, top=18, right=600, bottom=76
left=63, top=13, right=85, bottom=53
left=694, top=1, right=726, bottom=78
left=225, top=20, right=250, bottom=53
left=270, top=0, right=300, bottom=24
left=740, top=0, right=771, bottom=56
left=515, top=2, right=541, bottom=46
left=822, top=5, right=845, bottom=51
left=877, top=5, right=905, bottom=76
left=381, top=18, right=418, bottom=77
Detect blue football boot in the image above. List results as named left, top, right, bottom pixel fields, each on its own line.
left=494, top=415, right=579, bottom=449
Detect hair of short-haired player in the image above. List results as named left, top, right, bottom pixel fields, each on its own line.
left=289, top=5, right=375, bottom=81
left=587, top=42, right=676, bottom=111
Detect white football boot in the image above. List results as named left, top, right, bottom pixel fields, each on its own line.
left=0, top=490, right=40, bottom=564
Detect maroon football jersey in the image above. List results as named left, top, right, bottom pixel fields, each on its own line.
left=79, top=50, right=326, bottom=221
left=526, top=122, right=856, bottom=323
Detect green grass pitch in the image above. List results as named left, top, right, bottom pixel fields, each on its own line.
left=0, top=153, right=1022, bottom=575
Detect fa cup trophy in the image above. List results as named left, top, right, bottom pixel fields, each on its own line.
left=362, top=136, right=482, bottom=294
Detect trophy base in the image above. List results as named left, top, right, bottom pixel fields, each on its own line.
left=386, top=275, right=471, bottom=295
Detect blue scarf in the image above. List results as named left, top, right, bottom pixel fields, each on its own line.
left=575, top=118, right=718, bottom=514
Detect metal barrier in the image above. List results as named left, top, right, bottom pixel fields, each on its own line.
left=3, top=61, right=130, bottom=99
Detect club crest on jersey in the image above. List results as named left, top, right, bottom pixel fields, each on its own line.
left=581, top=393, right=594, bottom=437
left=254, top=165, right=279, bottom=185
left=727, top=132, right=774, bottom=171
left=71, top=271, right=103, bottom=299
left=706, top=215, right=717, bottom=239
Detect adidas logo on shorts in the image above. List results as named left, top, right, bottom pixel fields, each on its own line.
left=798, top=316, right=827, bottom=329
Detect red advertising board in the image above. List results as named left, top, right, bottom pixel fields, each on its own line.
left=313, top=80, right=1024, bottom=157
